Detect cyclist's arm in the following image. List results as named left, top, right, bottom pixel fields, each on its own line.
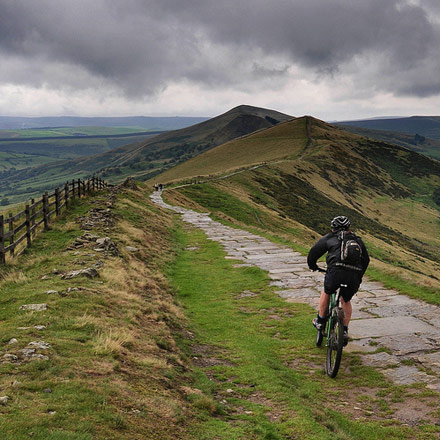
left=359, top=240, right=370, bottom=277
left=307, top=236, right=328, bottom=271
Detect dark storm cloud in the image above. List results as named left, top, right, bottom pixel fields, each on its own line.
left=0, top=0, right=439, bottom=98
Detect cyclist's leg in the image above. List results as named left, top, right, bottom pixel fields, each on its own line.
left=340, top=297, right=352, bottom=326
left=318, top=290, right=330, bottom=318
left=313, top=290, right=330, bottom=331
left=321, top=268, right=339, bottom=317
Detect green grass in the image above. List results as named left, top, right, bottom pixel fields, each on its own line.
left=0, top=200, right=112, bottom=439
left=179, top=183, right=271, bottom=229
left=169, top=224, right=433, bottom=439
left=365, top=267, right=440, bottom=306
left=0, top=188, right=197, bottom=439
left=0, top=151, right=60, bottom=171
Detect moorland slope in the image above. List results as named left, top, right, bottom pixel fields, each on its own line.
left=158, top=116, right=440, bottom=293
left=337, top=125, right=440, bottom=160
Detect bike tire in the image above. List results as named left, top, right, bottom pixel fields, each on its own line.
left=325, top=309, right=344, bottom=378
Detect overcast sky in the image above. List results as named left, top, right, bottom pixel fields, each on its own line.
left=1, top=0, right=439, bottom=120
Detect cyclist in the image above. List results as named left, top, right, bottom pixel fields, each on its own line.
left=307, top=216, right=370, bottom=345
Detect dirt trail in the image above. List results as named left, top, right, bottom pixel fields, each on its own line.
left=151, top=191, right=440, bottom=392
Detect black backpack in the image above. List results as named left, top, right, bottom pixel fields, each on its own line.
left=338, top=231, right=362, bottom=265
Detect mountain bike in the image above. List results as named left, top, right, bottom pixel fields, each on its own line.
left=315, top=268, right=346, bottom=378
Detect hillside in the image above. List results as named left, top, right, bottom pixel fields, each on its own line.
left=337, top=125, right=440, bottom=160
left=158, top=116, right=440, bottom=292
left=335, top=116, right=440, bottom=140
left=0, top=106, right=292, bottom=205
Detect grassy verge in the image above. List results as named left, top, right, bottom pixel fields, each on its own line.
left=169, top=224, right=439, bottom=439
left=365, top=267, right=440, bottom=307
left=0, top=186, right=196, bottom=439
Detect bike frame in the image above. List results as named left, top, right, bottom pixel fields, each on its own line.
left=325, top=290, right=340, bottom=345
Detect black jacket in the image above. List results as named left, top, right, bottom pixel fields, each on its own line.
left=307, top=231, right=370, bottom=276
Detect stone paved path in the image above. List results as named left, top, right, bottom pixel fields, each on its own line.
left=151, top=191, right=440, bottom=390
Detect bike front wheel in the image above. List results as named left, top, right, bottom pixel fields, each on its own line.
left=325, top=309, right=344, bottom=378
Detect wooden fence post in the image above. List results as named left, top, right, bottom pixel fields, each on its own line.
left=43, top=192, right=49, bottom=230
left=25, top=204, right=31, bottom=247
left=77, top=179, right=81, bottom=198
left=8, top=213, right=14, bottom=257
left=55, top=188, right=60, bottom=216
left=72, top=179, right=76, bottom=199
left=64, top=182, right=69, bottom=209
left=92, top=177, right=95, bottom=192
left=87, top=179, right=90, bottom=194
left=0, top=215, right=5, bottom=265
left=31, top=198, right=36, bottom=238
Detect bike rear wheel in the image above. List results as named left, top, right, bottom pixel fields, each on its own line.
left=325, top=309, right=344, bottom=378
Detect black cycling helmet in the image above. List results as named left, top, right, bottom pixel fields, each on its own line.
left=331, top=215, right=350, bottom=230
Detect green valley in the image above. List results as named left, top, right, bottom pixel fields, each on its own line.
left=0, top=106, right=292, bottom=206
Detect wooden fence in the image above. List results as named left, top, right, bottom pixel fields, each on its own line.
left=0, top=177, right=107, bottom=265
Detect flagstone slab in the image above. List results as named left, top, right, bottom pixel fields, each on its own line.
left=383, top=365, right=438, bottom=387
left=356, top=290, right=377, bottom=299
left=292, top=270, right=316, bottom=277
left=345, top=338, right=379, bottom=353
left=288, top=297, right=320, bottom=307
left=225, top=252, right=247, bottom=257
left=269, top=273, right=296, bottom=280
left=277, top=288, right=319, bottom=300
left=269, top=267, right=305, bottom=274
left=238, top=245, right=281, bottom=251
left=412, top=352, right=440, bottom=374
left=365, top=304, right=432, bottom=319
left=351, top=309, right=374, bottom=319
left=358, top=281, right=388, bottom=292
left=245, top=254, right=283, bottom=260
left=363, top=295, right=418, bottom=307
left=265, top=249, right=301, bottom=255
left=277, top=278, right=316, bottom=288
left=350, top=316, right=439, bottom=339
left=361, top=352, right=400, bottom=368
left=375, top=334, right=440, bottom=356
left=416, top=311, right=440, bottom=329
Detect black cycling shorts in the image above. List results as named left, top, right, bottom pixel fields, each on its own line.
left=324, top=268, right=362, bottom=302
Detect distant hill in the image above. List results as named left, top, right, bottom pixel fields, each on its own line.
left=0, top=105, right=292, bottom=204
left=334, top=116, right=440, bottom=140
left=154, top=116, right=307, bottom=183
left=0, top=115, right=209, bottom=130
